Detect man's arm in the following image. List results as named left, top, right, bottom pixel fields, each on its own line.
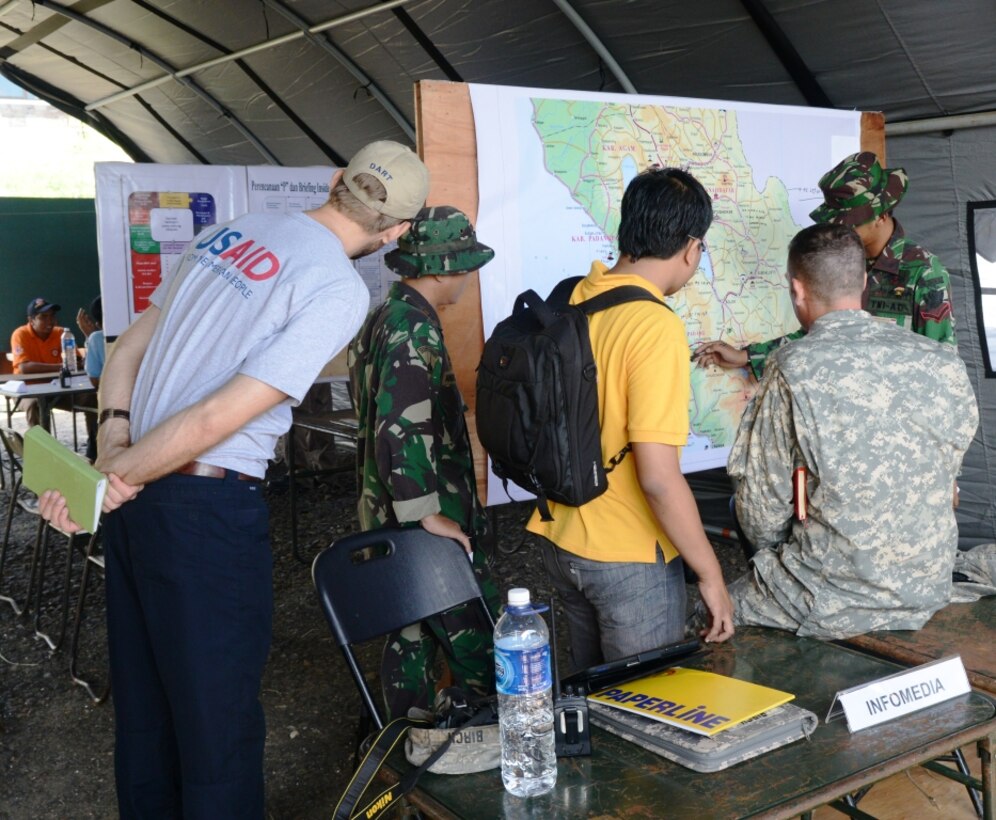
left=97, top=373, right=288, bottom=487
left=17, top=360, right=60, bottom=374
left=41, top=309, right=289, bottom=531
left=693, top=330, right=805, bottom=381
left=76, top=308, right=97, bottom=339
left=39, top=310, right=161, bottom=531
left=94, top=308, right=159, bottom=464
left=40, top=374, right=289, bottom=532
left=632, top=441, right=734, bottom=643
left=691, top=340, right=749, bottom=370
left=727, top=371, right=797, bottom=550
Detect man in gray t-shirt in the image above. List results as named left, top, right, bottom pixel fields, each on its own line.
left=40, top=141, right=430, bottom=819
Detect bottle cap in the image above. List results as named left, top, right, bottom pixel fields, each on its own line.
left=507, top=588, right=530, bottom=607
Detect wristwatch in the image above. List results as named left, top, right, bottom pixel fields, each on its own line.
left=98, top=408, right=131, bottom=426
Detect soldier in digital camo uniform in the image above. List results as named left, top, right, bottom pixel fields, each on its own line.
left=720, top=223, right=977, bottom=639
left=693, top=151, right=956, bottom=378
left=348, top=206, right=499, bottom=718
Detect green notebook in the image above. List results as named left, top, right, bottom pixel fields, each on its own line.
left=22, top=426, right=107, bottom=533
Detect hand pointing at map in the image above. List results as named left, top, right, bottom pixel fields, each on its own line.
left=692, top=340, right=749, bottom=369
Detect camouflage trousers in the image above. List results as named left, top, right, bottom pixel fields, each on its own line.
left=381, top=551, right=499, bottom=719
left=689, top=567, right=805, bottom=637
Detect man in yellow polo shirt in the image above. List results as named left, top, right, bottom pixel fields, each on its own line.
left=527, top=168, right=735, bottom=671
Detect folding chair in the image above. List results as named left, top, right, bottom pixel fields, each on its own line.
left=312, top=527, right=496, bottom=732
left=29, top=520, right=95, bottom=652
left=0, top=426, right=95, bottom=651
left=0, top=427, right=39, bottom=615
left=69, top=529, right=110, bottom=703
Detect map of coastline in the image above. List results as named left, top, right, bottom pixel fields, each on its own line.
left=469, top=83, right=860, bottom=492
left=532, top=98, right=802, bottom=448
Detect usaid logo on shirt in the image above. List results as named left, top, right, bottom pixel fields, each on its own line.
left=195, top=227, right=281, bottom=282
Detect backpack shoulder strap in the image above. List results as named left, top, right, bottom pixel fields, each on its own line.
left=546, top=276, right=584, bottom=308
left=577, top=285, right=672, bottom=316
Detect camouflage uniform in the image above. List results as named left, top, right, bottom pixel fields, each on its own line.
left=745, top=153, right=956, bottom=379
left=727, top=309, right=978, bottom=639
left=348, top=206, right=498, bottom=718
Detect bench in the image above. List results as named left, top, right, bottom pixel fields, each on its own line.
left=842, top=596, right=996, bottom=695
left=842, top=596, right=995, bottom=817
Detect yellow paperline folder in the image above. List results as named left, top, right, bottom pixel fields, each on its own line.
left=22, top=426, right=107, bottom=534
left=588, top=667, right=795, bottom=736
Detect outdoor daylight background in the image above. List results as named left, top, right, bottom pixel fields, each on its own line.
left=0, top=75, right=131, bottom=197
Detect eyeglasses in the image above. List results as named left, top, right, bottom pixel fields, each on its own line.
left=688, top=235, right=708, bottom=253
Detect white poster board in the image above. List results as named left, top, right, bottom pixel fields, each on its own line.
left=95, top=163, right=246, bottom=337
left=95, top=163, right=397, bottom=337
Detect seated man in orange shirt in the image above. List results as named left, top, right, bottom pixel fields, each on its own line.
left=11, top=297, right=96, bottom=440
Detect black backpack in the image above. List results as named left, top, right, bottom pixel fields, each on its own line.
left=476, top=276, right=669, bottom=520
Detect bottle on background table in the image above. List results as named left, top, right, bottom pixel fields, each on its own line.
left=61, top=328, right=77, bottom=375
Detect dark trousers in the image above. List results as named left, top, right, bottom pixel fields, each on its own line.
left=103, top=472, right=272, bottom=820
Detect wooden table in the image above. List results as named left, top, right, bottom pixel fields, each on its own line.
left=843, top=597, right=996, bottom=696
left=382, top=628, right=995, bottom=819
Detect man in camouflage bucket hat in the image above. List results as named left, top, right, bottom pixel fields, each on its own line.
left=718, top=224, right=977, bottom=639
left=348, top=205, right=499, bottom=718
left=693, top=151, right=956, bottom=379
left=383, top=204, right=495, bottom=277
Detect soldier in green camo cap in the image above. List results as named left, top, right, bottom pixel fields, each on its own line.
left=349, top=205, right=499, bottom=719
left=693, top=151, right=956, bottom=380
left=808, top=150, right=909, bottom=227
left=384, top=205, right=495, bottom=277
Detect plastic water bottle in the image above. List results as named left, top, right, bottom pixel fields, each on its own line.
left=494, top=587, right=557, bottom=798
left=61, top=328, right=76, bottom=374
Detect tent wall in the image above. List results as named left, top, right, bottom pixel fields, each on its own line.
left=0, top=198, right=101, bottom=356
left=890, top=130, right=996, bottom=546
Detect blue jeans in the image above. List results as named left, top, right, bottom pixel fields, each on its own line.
left=103, top=471, right=271, bottom=820
left=538, top=537, right=686, bottom=673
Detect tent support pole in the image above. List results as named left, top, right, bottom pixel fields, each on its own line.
left=262, top=0, right=416, bottom=142
left=550, top=0, right=637, bottom=94
left=888, top=111, right=996, bottom=136
left=84, top=0, right=416, bottom=114
left=31, top=0, right=280, bottom=164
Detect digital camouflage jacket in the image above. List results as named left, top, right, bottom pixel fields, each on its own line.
left=745, top=219, right=956, bottom=379
left=348, top=281, right=485, bottom=535
left=728, top=310, right=977, bottom=639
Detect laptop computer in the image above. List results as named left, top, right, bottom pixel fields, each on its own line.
left=559, top=637, right=704, bottom=696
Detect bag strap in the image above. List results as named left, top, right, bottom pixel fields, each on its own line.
left=547, top=275, right=584, bottom=307
left=334, top=709, right=496, bottom=820
left=515, top=278, right=670, bottom=518
left=512, top=289, right=557, bottom=327
left=576, top=285, right=671, bottom=315
left=570, top=280, right=671, bottom=478
left=547, top=275, right=672, bottom=315
left=334, top=717, right=426, bottom=820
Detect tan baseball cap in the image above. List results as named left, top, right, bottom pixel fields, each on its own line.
left=344, top=140, right=430, bottom=220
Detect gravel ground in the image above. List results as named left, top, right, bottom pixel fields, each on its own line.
left=0, top=416, right=745, bottom=819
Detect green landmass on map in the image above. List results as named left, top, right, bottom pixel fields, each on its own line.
left=532, top=98, right=804, bottom=447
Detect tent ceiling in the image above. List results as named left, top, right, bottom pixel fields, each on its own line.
left=2, top=0, right=996, bottom=165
